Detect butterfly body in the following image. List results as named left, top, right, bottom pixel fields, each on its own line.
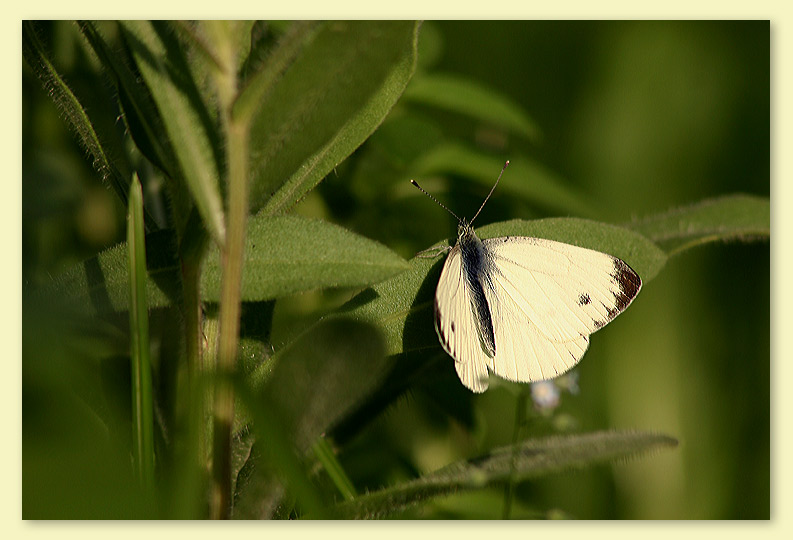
left=456, top=219, right=497, bottom=357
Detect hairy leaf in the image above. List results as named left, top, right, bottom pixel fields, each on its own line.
left=120, top=21, right=226, bottom=244
left=628, top=194, right=770, bottom=256
left=234, top=319, right=388, bottom=518
left=249, top=21, right=420, bottom=215
left=201, top=215, right=410, bottom=302
left=330, top=430, right=678, bottom=519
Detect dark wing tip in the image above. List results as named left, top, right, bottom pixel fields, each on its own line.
left=612, top=258, right=642, bottom=312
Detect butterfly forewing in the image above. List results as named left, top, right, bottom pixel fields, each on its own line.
left=483, top=237, right=641, bottom=342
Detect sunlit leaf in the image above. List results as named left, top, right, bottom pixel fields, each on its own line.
left=201, top=215, right=410, bottom=302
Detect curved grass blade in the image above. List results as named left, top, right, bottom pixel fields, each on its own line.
left=250, top=21, right=420, bottom=215
left=627, top=194, right=770, bottom=256
left=403, top=72, right=541, bottom=142
left=328, top=430, right=678, bottom=519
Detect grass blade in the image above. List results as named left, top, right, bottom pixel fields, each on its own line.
left=127, top=174, right=155, bottom=490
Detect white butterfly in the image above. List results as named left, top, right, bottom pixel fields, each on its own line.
left=411, top=161, right=641, bottom=393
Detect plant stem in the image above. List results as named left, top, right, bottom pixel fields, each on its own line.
left=502, top=387, right=529, bottom=519
left=207, top=21, right=249, bottom=520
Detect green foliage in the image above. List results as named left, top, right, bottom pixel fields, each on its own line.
left=201, top=215, right=410, bottom=302
left=628, top=194, right=770, bottom=256
left=403, top=72, right=542, bottom=142
left=23, top=20, right=768, bottom=519
left=330, top=430, right=678, bottom=519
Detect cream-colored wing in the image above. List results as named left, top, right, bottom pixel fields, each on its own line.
left=434, top=246, right=492, bottom=392
left=482, top=236, right=641, bottom=383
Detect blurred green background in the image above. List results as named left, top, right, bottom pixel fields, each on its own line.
left=23, top=21, right=769, bottom=519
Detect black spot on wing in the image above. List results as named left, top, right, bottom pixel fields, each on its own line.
left=578, top=293, right=591, bottom=306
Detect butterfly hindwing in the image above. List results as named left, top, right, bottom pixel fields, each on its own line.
left=434, top=246, right=491, bottom=392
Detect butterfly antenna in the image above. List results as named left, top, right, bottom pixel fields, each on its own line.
left=410, top=179, right=462, bottom=222
left=470, top=160, right=509, bottom=225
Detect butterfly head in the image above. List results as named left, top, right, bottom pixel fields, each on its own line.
left=457, top=218, right=476, bottom=242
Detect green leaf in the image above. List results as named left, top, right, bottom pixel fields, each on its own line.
left=232, top=21, right=320, bottom=123
left=42, top=229, right=181, bottom=315
left=627, top=194, right=770, bottom=256
left=403, top=72, right=541, bottom=141
left=120, top=21, right=226, bottom=245
left=328, top=430, right=678, bottom=519
left=342, top=217, right=666, bottom=358
left=234, top=318, right=388, bottom=518
left=249, top=21, right=420, bottom=215
left=414, top=143, right=594, bottom=217
left=126, top=174, right=155, bottom=491
left=201, top=215, right=409, bottom=302
left=44, top=214, right=408, bottom=314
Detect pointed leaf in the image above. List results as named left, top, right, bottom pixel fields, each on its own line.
left=201, top=215, right=409, bottom=302
left=249, top=21, right=420, bottom=215
left=403, top=72, right=541, bottom=141
left=120, top=21, right=226, bottom=244
left=628, top=194, right=770, bottom=256
left=330, top=430, right=678, bottom=519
